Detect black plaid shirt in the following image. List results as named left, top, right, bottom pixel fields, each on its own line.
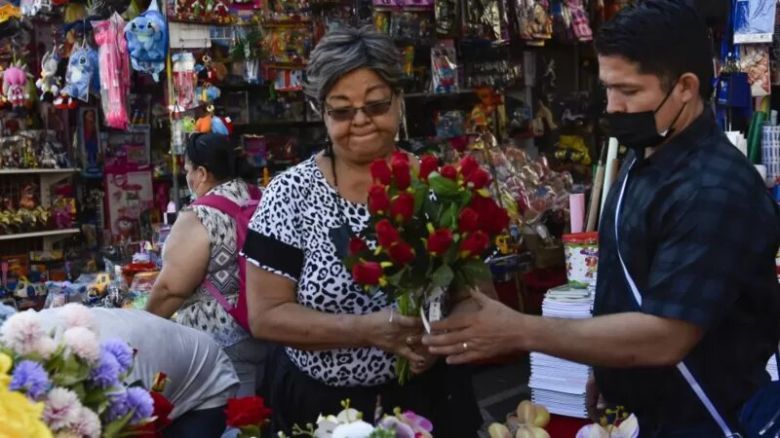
left=593, top=110, right=780, bottom=426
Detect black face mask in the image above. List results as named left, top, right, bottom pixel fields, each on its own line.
left=601, top=84, right=687, bottom=158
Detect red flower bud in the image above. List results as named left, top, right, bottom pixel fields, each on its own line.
left=352, top=261, right=384, bottom=286
left=459, top=155, right=480, bottom=178
left=226, top=396, right=272, bottom=427
left=464, top=167, right=491, bottom=190
left=368, top=185, right=391, bottom=215
left=419, top=154, right=439, bottom=181
left=468, top=195, right=510, bottom=235
left=348, top=237, right=369, bottom=256
left=376, top=219, right=400, bottom=248
left=388, top=241, right=416, bottom=265
left=370, top=159, right=392, bottom=185
left=427, top=228, right=454, bottom=256
left=459, top=231, right=490, bottom=258
left=391, top=154, right=412, bottom=190
left=458, top=208, right=480, bottom=233
left=390, top=192, right=415, bottom=223
left=392, top=151, right=410, bottom=163
left=485, top=206, right=510, bottom=235
left=440, top=165, right=458, bottom=180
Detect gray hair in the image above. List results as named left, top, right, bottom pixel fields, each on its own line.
left=304, top=25, right=403, bottom=106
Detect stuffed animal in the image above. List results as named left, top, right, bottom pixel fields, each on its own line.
left=61, top=45, right=99, bottom=103
left=36, top=49, right=61, bottom=101
left=2, top=65, right=30, bottom=107
left=124, top=0, right=167, bottom=81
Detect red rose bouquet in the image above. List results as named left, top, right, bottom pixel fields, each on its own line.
left=344, top=152, right=510, bottom=383
left=226, top=396, right=273, bottom=438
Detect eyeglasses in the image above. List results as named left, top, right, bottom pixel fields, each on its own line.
left=324, top=97, right=394, bottom=122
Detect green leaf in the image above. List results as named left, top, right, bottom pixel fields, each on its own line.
left=438, top=203, right=458, bottom=229
left=412, top=181, right=428, bottom=214
left=458, top=259, right=493, bottom=285
left=387, top=267, right=407, bottom=287
left=459, top=189, right=473, bottom=209
left=428, top=173, right=460, bottom=198
left=431, top=264, right=454, bottom=288
left=443, top=237, right=460, bottom=265
left=102, top=410, right=135, bottom=438
left=52, top=355, right=91, bottom=387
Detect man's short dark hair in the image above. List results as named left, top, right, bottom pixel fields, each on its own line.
left=594, top=0, right=714, bottom=100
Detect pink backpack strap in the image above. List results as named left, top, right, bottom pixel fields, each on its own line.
left=201, top=279, right=235, bottom=312
left=192, top=194, right=242, bottom=217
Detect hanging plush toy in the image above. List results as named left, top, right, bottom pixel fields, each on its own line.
left=94, top=13, right=130, bottom=129
left=124, top=0, right=167, bottom=81
left=36, top=49, right=61, bottom=101
left=2, top=64, right=31, bottom=108
left=61, top=45, right=99, bottom=104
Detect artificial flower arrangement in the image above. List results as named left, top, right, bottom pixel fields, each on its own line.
left=344, top=152, right=510, bottom=383
left=0, top=352, right=51, bottom=438
left=575, top=406, right=639, bottom=438
left=279, top=399, right=434, bottom=438
left=0, top=303, right=158, bottom=437
left=487, top=400, right=551, bottom=438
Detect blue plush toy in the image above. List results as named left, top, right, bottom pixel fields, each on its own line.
left=62, top=45, right=100, bottom=103
left=124, top=0, right=167, bottom=81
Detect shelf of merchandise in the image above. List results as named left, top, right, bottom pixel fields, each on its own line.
left=0, top=168, right=80, bottom=175
left=0, top=228, right=80, bottom=242
left=404, top=89, right=477, bottom=98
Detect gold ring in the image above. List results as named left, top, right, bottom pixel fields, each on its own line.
left=462, top=342, right=468, bottom=351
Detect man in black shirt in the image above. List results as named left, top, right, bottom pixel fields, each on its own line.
left=424, top=1, right=780, bottom=436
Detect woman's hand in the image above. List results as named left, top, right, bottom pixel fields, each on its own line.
left=362, top=308, right=427, bottom=364
left=409, top=334, right=441, bottom=374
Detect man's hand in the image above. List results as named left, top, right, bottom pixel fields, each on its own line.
left=422, top=289, right=524, bottom=364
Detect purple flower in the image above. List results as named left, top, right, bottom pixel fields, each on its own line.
left=101, top=339, right=133, bottom=373
left=126, top=387, right=154, bottom=424
left=89, top=350, right=120, bottom=389
left=106, top=390, right=130, bottom=422
left=9, top=360, right=50, bottom=400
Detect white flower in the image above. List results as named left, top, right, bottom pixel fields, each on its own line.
left=70, top=407, right=101, bottom=438
left=63, top=327, right=100, bottom=364
left=61, top=304, right=96, bottom=332
left=0, top=310, right=45, bottom=355
left=332, top=421, right=375, bottom=438
left=32, top=336, right=59, bottom=359
left=575, top=415, right=639, bottom=438
left=336, top=408, right=362, bottom=424
left=44, top=387, right=82, bottom=430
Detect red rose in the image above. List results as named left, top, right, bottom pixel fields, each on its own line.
left=352, top=261, right=384, bottom=286
left=226, top=396, right=272, bottom=428
left=485, top=205, right=510, bottom=235
left=392, top=151, right=410, bottom=163
left=427, top=228, right=454, bottom=256
left=459, top=155, right=480, bottom=178
left=458, top=208, right=480, bottom=233
left=419, top=154, right=439, bottom=181
left=464, top=167, right=491, bottom=190
left=391, top=154, right=412, bottom=190
left=376, top=219, right=400, bottom=248
left=348, top=237, right=369, bottom=256
left=389, top=241, right=416, bottom=265
left=370, top=160, right=392, bottom=185
left=368, top=185, right=391, bottom=215
left=440, top=165, right=458, bottom=180
left=459, top=231, right=490, bottom=258
left=390, top=192, right=415, bottom=223
left=469, top=195, right=510, bottom=235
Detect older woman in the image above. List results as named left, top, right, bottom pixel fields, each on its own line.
left=147, top=133, right=270, bottom=397
left=243, top=26, right=482, bottom=434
